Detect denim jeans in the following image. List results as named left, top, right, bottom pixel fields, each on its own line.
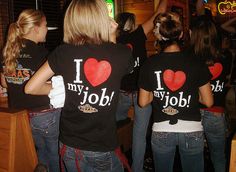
left=30, top=108, right=61, bottom=172
left=201, top=110, right=226, bottom=172
left=115, top=91, right=152, bottom=172
left=151, top=131, right=204, bottom=172
left=59, top=142, right=124, bottom=172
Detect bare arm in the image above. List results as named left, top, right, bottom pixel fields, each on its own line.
left=139, top=88, right=153, bottom=107
left=221, top=17, right=236, bottom=33
left=25, top=61, right=54, bottom=95
left=142, top=0, right=167, bottom=36
left=109, top=18, right=118, bottom=43
left=199, top=82, right=213, bottom=107
left=0, top=73, right=7, bottom=88
left=196, top=0, right=205, bottom=16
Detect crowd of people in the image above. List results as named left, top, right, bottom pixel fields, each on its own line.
left=0, top=0, right=235, bottom=172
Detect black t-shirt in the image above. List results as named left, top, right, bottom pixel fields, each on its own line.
left=48, top=42, right=133, bottom=151
left=1, top=39, right=49, bottom=109
left=139, top=51, right=211, bottom=124
left=117, top=25, right=147, bottom=91
left=207, top=53, right=232, bottom=107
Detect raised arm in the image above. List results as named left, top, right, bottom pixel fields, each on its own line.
left=221, top=17, right=236, bottom=33
left=142, top=0, right=167, bottom=36
left=25, top=61, right=54, bottom=95
left=139, top=88, right=153, bottom=107
left=196, top=0, right=205, bottom=16
left=199, top=82, right=213, bottom=107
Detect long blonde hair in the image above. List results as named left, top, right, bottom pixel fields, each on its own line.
left=3, top=9, right=45, bottom=74
left=63, top=0, right=110, bottom=45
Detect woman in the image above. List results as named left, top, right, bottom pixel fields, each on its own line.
left=190, top=18, right=232, bottom=172
left=138, top=12, right=213, bottom=172
left=25, top=0, right=133, bottom=171
left=1, top=9, right=61, bottom=172
left=114, top=1, right=167, bottom=171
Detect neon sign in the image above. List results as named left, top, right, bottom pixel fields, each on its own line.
left=218, top=0, right=236, bottom=15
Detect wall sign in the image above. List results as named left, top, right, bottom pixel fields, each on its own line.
left=218, top=0, right=236, bottom=15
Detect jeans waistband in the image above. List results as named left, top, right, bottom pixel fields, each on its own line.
left=120, top=90, right=137, bottom=94
left=28, top=104, right=56, bottom=117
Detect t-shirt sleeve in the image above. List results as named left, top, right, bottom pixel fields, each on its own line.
left=138, top=59, right=152, bottom=91
left=125, top=47, right=135, bottom=74
left=197, top=61, right=212, bottom=87
left=133, top=25, right=147, bottom=42
left=47, top=47, right=60, bottom=75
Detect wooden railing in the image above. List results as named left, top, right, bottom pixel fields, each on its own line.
left=230, top=132, right=236, bottom=172
left=0, top=108, right=38, bottom=172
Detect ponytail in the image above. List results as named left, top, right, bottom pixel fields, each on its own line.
left=2, top=9, right=45, bottom=74
left=3, top=22, right=24, bottom=74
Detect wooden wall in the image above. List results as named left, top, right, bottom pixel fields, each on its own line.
left=119, top=0, right=156, bottom=56
left=0, top=0, right=10, bottom=51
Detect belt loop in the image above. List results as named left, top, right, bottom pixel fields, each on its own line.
left=75, top=149, right=82, bottom=172
left=115, top=147, right=132, bottom=172
left=60, top=144, right=66, bottom=172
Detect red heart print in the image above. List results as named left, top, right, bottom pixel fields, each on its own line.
left=209, top=63, right=223, bottom=80
left=163, top=69, right=186, bottom=92
left=126, top=43, right=133, bottom=51
left=84, top=58, right=111, bottom=87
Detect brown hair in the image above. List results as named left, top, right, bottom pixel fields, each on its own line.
left=3, top=9, right=45, bottom=74
left=63, top=0, right=111, bottom=45
left=190, top=19, right=219, bottom=63
left=153, top=12, right=183, bottom=51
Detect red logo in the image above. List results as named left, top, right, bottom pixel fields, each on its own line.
left=209, top=63, right=223, bottom=80
left=84, top=58, right=111, bottom=87
left=126, top=43, right=133, bottom=50
left=163, top=69, right=186, bottom=91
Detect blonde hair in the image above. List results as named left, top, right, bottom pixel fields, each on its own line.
left=3, top=9, right=45, bottom=74
left=64, top=0, right=111, bottom=45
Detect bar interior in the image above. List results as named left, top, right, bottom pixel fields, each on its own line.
left=0, top=0, right=235, bottom=171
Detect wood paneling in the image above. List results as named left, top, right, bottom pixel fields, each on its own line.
left=0, top=109, right=38, bottom=172
left=230, top=132, right=236, bottom=172
left=0, top=0, right=10, bottom=50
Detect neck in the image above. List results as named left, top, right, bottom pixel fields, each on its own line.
left=163, top=44, right=181, bottom=52
left=23, top=32, right=38, bottom=44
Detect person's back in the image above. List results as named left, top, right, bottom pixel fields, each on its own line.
left=3, top=39, right=49, bottom=109
left=144, top=51, right=211, bottom=124
left=49, top=42, right=133, bottom=151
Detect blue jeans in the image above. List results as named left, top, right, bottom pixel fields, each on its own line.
left=151, top=131, right=204, bottom=172
left=201, top=110, right=226, bottom=172
left=59, top=142, right=124, bottom=172
left=115, top=91, right=152, bottom=172
left=30, top=108, right=61, bottom=172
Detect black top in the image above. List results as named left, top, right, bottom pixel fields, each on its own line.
left=139, top=51, right=211, bottom=124
left=1, top=39, right=49, bottom=109
left=117, top=25, right=147, bottom=91
left=48, top=42, right=133, bottom=151
left=207, top=52, right=232, bottom=107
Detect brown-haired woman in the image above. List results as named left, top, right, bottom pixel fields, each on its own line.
left=138, top=12, right=213, bottom=172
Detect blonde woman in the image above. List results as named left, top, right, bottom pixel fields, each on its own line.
left=0, top=9, right=61, bottom=172
left=25, top=0, right=133, bottom=171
